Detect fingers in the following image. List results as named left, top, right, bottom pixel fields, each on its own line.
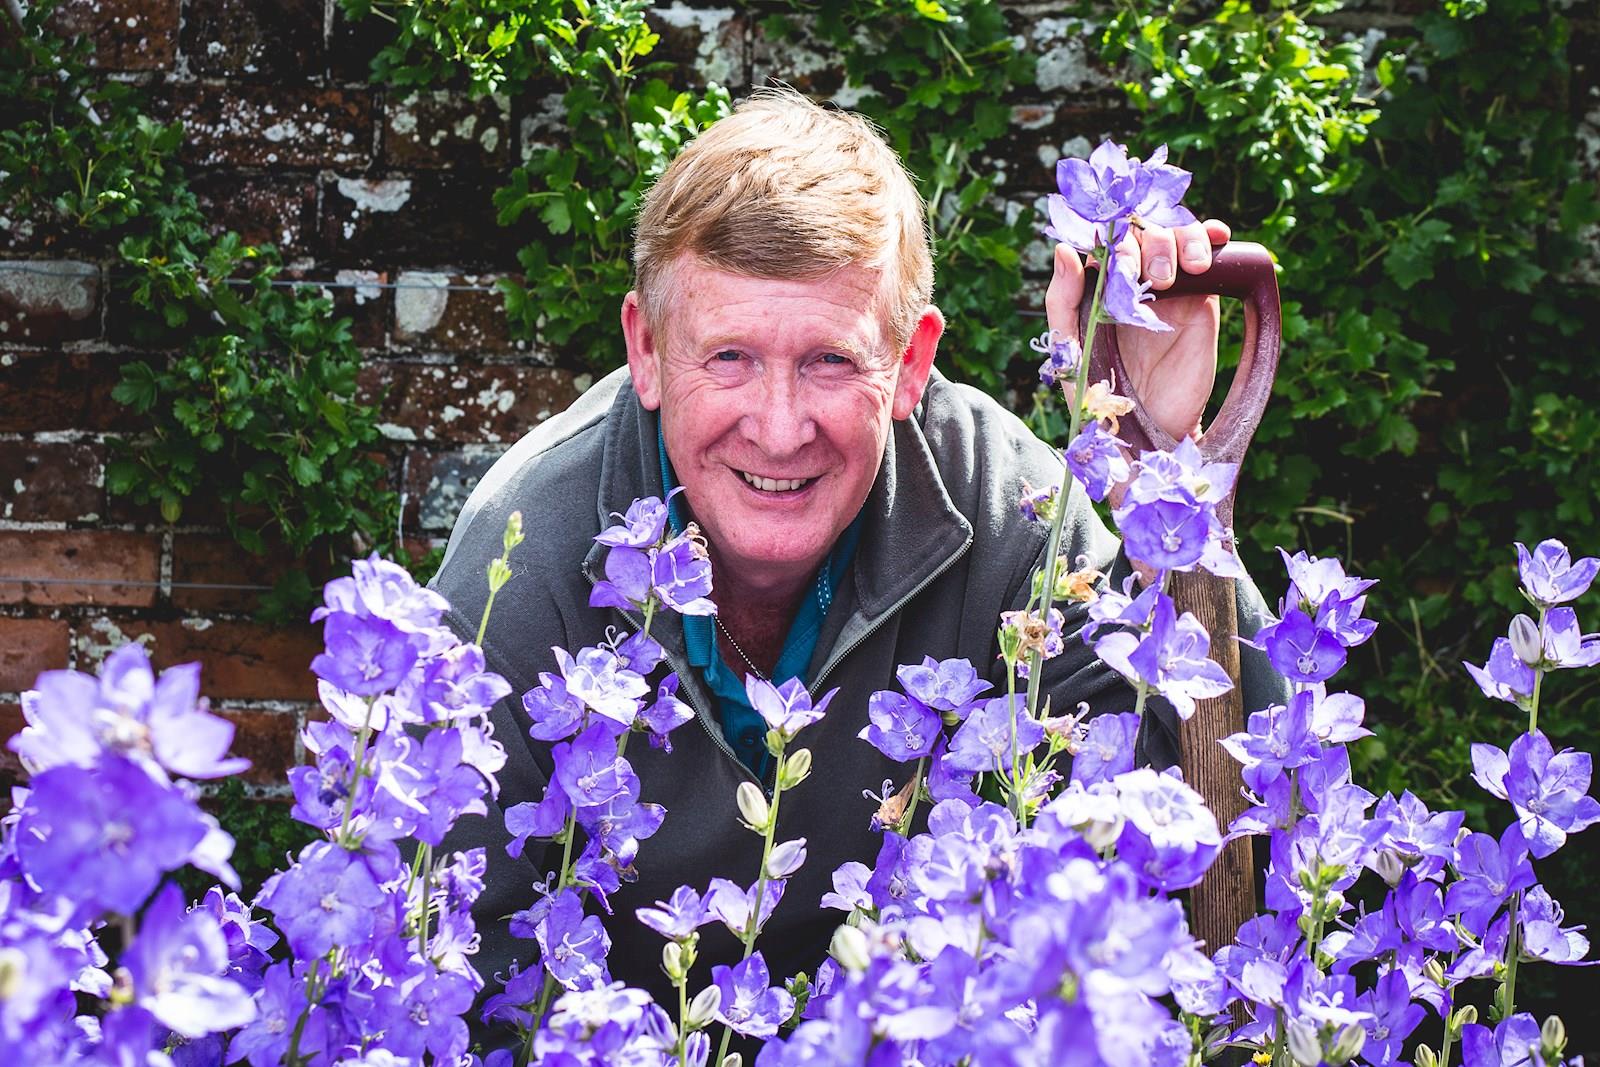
left=1044, top=243, right=1084, bottom=342
left=1137, top=217, right=1233, bottom=289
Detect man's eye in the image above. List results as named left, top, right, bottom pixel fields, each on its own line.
left=714, top=350, right=742, bottom=362
left=820, top=352, right=851, bottom=366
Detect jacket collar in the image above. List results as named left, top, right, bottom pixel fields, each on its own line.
left=582, top=370, right=973, bottom=675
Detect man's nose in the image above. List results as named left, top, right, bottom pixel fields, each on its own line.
left=743, top=372, right=816, bottom=456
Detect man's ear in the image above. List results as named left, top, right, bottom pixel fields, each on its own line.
left=891, top=305, right=945, bottom=420
left=621, top=290, right=663, bottom=411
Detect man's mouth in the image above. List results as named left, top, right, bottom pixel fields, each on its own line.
left=738, top=470, right=814, bottom=493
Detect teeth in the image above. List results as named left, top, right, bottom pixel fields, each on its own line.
left=741, top=471, right=809, bottom=493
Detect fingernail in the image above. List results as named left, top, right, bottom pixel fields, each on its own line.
left=1150, top=256, right=1173, bottom=284
left=1184, top=240, right=1208, bottom=261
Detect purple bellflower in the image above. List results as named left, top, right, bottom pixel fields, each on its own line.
left=944, top=695, right=1044, bottom=775
left=1093, top=592, right=1232, bottom=719
left=595, top=491, right=677, bottom=548
left=746, top=677, right=837, bottom=741
left=1471, top=730, right=1600, bottom=858
left=897, top=656, right=991, bottom=714
left=1113, top=768, right=1223, bottom=891
left=1031, top=328, right=1082, bottom=389
left=536, top=888, right=611, bottom=991
left=712, top=953, right=795, bottom=1039
left=1445, top=826, right=1538, bottom=937
left=860, top=690, right=942, bottom=762
left=553, top=722, right=639, bottom=808
left=123, top=884, right=255, bottom=1039
left=1466, top=636, right=1538, bottom=707
left=635, top=885, right=710, bottom=942
left=1516, top=538, right=1600, bottom=608
left=1064, top=422, right=1131, bottom=503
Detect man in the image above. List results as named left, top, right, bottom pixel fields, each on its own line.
left=431, top=89, right=1285, bottom=1020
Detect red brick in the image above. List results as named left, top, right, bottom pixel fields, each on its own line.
left=161, top=85, right=374, bottom=168
left=170, top=534, right=334, bottom=615
left=0, top=531, right=161, bottom=608
left=180, top=0, right=323, bottom=79
left=0, top=702, right=23, bottom=784
left=0, top=441, right=103, bottom=522
left=319, top=173, right=517, bottom=267
left=189, top=174, right=319, bottom=258
left=0, top=618, right=71, bottom=691
left=49, top=0, right=180, bottom=71
left=360, top=360, right=577, bottom=444
left=215, top=706, right=300, bottom=784
left=0, top=260, right=100, bottom=343
left=0, top=349, right=143, bottom=434
left=78, top=619, right=321, bottom=701
left=383, top=91, right=512, bottom=169
left=390, top=271, right=517, bottom=353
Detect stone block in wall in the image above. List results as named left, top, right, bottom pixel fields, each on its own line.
left=320, top=174, right=517, bottom=267
left=0, top=441, right=104, bottom=523
left=0, top=618, right=71, bottom=691
left=48, top=0, right=179, bottom=71
left=0, top=261, right=100, bottom=344
left=383, top=91, right=512, bottom=169
left=0, top=531, right=162, bottom=608
left=1025, top=16, right=1119, bottom=99
left=73, top=618, right=321, bottom=702
left=189, top=174, right=319, bottom=260
left=404, top=446, right=508, bottom=533
left=0, top=349, right=140, bottom=434
left=0, top=703, right=22, bottom=782
left=170, top=534, right=330, bottom=615
left=181, top=0, right=324, bottom=79
left=215, top=707, right=300, bottom=785
left=162, top=85, right=374, bottom=168
left=649, top=4, right=748, bottom=89
left=362, top=361, right=578, bottom=445
left=390, top=271, right=519, bottom=354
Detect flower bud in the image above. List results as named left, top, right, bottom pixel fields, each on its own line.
left=1285, top=1019, right=1323, bottom=1067
left=1371, top=850, right=1405, bottom=887
left=766, top=838, right=807, bottom=880
left=736, top=782, right=770, bottom=832
left=686, top=984, right=722, bottom=1029
left=780, top=748, right=812, bottom=789
left=1413, top=1045, right=1439, bottom=1067
left=1510, top=613, right=1543, bottom=666
left=1323, top=891, right=1346, bottom=915
left=1450, top=1005, right=1478, bottom=1033
left=1542, top=1014, right=1566, bottom=1057
left=722, top=1056, right=743, bottom=1067
left=1329, top=1022, right=1366, bottom=1065
left=663, top=942, right=686, bottom=981
left=502, top=510, right=525, bottom=553
left=1423, top=958, right=1446, bottom=987
left=830, top=924, right=871, bottom=973
left=0, top=947, right=22, bottom=1000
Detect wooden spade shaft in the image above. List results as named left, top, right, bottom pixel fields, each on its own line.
left=1083, top=243, right=1283, bottom=957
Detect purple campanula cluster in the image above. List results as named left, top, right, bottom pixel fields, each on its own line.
left=590, top=487, right=716, bottom=616
left=1029, top=327, right=1082, bottom=389
left=1044, top=140, right=1198, bottom=333
left=1246, top=549, right=1378, bottom=684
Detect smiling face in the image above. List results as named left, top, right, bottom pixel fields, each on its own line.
left=623, top=257, right=942, bottom=596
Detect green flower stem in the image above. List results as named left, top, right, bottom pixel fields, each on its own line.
left=896, top=755, right=929, bottom=836
left=716, top=754, right=792, bottom=1065
left=336, top=698, right=378, bottom=845
left=1025, top=228, right=1112, bottom=719
left=1498, top=605, right=1549, bottom=1021
left=675, top=965, right=691, bottom=1065
left=415, top=842, right=434, bottom=957
left=285, top=957, right=323, bottom=1067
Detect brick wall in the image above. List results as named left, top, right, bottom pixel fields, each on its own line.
left=2, top=0, right=1598, bottom=792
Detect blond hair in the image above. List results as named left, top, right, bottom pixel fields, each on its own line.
left=632, top=88, right=933, bottom=351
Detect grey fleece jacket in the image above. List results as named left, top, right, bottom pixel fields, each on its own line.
left=429, top=365, right=1287, bottom=1019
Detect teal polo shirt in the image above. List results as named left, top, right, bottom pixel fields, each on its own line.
left=659, top=431, right=862, bottom=780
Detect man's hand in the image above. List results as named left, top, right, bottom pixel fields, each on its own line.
left=1044, top=218, right=1232, bottom=442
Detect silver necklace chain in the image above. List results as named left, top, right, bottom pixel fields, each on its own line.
left=714, top=614, right=769, bottom=682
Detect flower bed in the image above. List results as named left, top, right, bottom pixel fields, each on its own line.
left=1, top=146, right=1593, bottom=1067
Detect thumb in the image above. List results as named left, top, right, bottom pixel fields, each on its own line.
left=1044, top=242, right=1084, bottom=343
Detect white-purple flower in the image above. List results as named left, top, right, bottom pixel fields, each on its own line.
left=1516, top=538, right=1599, bottom=608
left=712, top=952, right=795, bottom=1039
left=1113, top=768, right=1222, bottom=891
left=595, top=491, right=677, bottom=549
left=944, top=695, right=1044, bottom=775
left=1030, top=329, right=1082, bottom=388
left=896, top=656, right=991, bottom=715
left=746, top=677, right=836, bottom=741
left=123, top=884, right=256, bottom=1039
left=1465, top=636, right=1537, bottom=707
left=1471, top=730, right=1600, bottom=858
left=635, top=885, right=710, bottom=942
left=535, top=888, right=611, bottom=991
left=1093, top=592, right=1232, bottom=719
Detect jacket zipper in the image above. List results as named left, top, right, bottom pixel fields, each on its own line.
left=809, top=533, right=974, bottom=694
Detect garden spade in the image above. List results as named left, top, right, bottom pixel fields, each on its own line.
left=1082, top=242, right=1282, bottom=960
